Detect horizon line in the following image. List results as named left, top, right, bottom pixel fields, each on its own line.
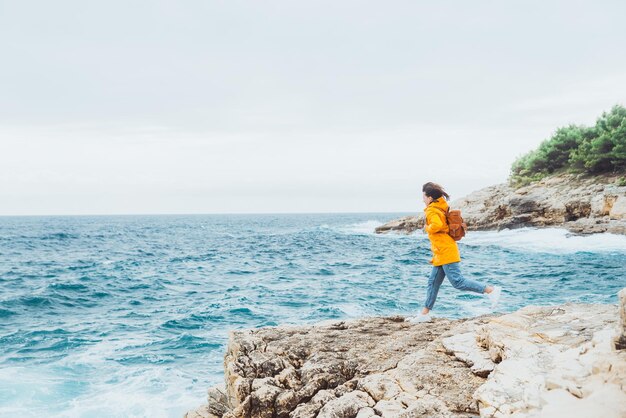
left=0, top=210, right=418, bottom=218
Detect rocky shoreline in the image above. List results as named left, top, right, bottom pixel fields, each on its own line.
left=186, top=289, right=626, bottom=418
left=375, top=174, right=626, bottom=236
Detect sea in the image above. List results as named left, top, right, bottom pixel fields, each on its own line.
left=1, top=213, right=625, bottom=417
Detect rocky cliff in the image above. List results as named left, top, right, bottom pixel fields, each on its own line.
left=375, top=174, right=626, bottom=235
left=186, top=289, right=626, bottom=418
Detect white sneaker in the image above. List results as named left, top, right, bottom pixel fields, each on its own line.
left=486, top=286, right=502, bottom=309
left=406, top=313, right=432, bottom=323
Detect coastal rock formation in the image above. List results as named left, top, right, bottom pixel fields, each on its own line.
left=373, top=216, right=425, bottom=235
left=186, top=289, right=626, bottom=418
left=189, top=316, right=490, bottom=418
left=375, top=174, right=626, bottom=235
left=474, top=303, right=626, bottom=418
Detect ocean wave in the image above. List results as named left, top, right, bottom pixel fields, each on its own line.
left=303, top=306, right=345, bottom=320
left=338, top=220, right=384, bottom=235
left=0, top=308, right=17, bottom=318
left=0, top=363, right=214, bottom=418
left=13, top=295, right=55, bottom=308
left=40, top=232, right=80, bottom=241
left=48, top=282, right=89, bottom=292
left=169, top=252, right=217, bottom=263
left=161, top=313, right=225, bottom=330
left=462, top=228, right=626, bottom=253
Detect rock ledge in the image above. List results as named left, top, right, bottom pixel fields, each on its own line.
left=187, top=289, right=626, bottom=418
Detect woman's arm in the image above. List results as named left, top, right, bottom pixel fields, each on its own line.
left=425, top=210, right=446, bottom=234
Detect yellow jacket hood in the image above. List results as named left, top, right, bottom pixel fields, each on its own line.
left=425, top=197, right=449, bottom=213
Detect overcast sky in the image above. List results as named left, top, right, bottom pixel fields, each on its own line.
left=1, top=1, right=625, bottom=215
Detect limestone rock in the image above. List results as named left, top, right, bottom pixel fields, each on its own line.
left=317, top=390, right=374, bottom=417
left=205, top=385, right=229, bottom=416
left=185, top=404, right=219, bottom=418
left=474, top=303, right=626, bottom=417
left=191, top=316, right=491, bottom=417
left=290, top=389, right=337, bottom=418
left=397, top=396, right=453, bottom=418
left=356, top=374, right=402, bottom=402
left=441, top=331, right=495, bottom=377
left=610, top=195, right=626, bottom=219
left=374, top=215, right=424, bottom=234
left=187, top=289, right=626, bottom=418
left=354, top=407, right=377, bottom=418
left=373, top=398, right=405, bottom=417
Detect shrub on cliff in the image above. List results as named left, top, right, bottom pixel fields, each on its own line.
left=510, top=105, right=626, bottom=186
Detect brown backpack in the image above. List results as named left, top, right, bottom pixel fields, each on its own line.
left=433, top=207, right=467, bottom=241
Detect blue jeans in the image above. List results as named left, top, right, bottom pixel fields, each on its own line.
left=424, top=262, right=486, bottom=310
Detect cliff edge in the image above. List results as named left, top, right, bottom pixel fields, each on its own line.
left=186, top=289, right=626, bottom=418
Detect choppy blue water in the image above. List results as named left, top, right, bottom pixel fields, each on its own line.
left=1, top=213, right=625, bottom=417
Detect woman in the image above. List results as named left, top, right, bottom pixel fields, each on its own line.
left=407, top=182, right=501, bottom=323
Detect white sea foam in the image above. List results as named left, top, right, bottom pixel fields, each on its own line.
left=0, top=352, right=208, bottom=418
left=0, top=336, right=211, bottom=418
left=341, top=220, right=384, bottom=235
left=336, top=302, right=370, bottom=317
left=57, top=367, right=203, bottom=418
left=462, top=227, right=626, bottom=253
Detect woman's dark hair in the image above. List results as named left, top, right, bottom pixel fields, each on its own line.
left=422, top=182, right=450, bottom=200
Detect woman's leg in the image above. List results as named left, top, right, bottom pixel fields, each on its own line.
left=442, top=262, right=487, bottom=293
left=422, top=266, right=446, bottom=314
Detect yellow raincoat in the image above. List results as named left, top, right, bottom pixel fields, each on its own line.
left=424, top=197, right=461, bottom=266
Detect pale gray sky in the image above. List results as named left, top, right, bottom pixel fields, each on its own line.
left=1, top=1, right=625, bottom=215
